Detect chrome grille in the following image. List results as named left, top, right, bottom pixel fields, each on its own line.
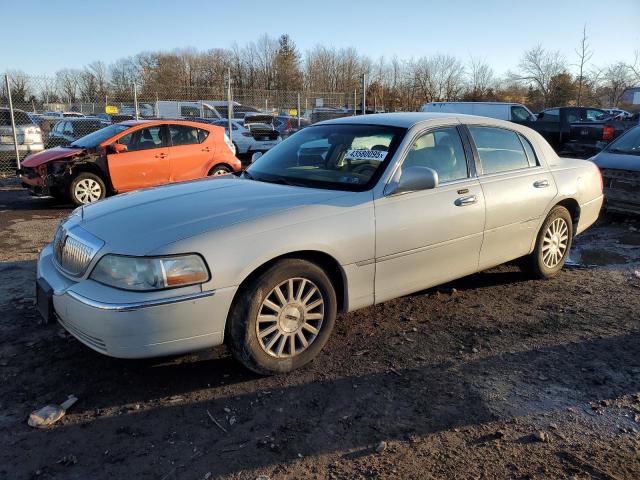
left=53, top=225, right=104, bottom=277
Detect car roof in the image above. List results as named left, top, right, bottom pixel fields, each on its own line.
left=117, top=119, right=223, bottom=130
left=316, top=112, right=516, bottom=129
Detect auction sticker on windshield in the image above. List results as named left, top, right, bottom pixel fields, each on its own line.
left=344, top=149, right=388, bottom=161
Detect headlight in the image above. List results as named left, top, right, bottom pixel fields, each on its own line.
left=90, top=254, right=209, bottom=291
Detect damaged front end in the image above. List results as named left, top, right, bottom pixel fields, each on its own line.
left=20, top=161, right=74, bottom=197
left=601, top=168, right=640, bottom=215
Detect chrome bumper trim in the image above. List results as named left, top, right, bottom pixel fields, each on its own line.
left=65, top=290, right=215, bottom=312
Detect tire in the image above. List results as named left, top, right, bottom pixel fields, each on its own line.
left=209, top=164, right=232, bottom=176
left=523, top=206, right=573, bottom=279
left=226, top=259, right=337, bottom=375
left=69, top=172, right=106, bottom=206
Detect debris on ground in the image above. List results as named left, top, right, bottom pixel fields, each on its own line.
left=28, top=395, right=78, bottom=429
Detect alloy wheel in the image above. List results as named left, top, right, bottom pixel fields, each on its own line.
left=542, top=217, right=569, bottom=268
left=255, top=277, right=325, bottom=358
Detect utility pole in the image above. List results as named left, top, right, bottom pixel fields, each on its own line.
left=133, top=83, right=139, bottom=120
left=297, top=93, right=301, bottom=129
left=5, top=74, right=21, bottom=171
left=226, top=68, right=233, bottom=143
left=362, top=74, right=367, bottom=115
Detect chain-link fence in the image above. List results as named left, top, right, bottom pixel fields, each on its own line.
left=1, top=73, right=378, bottom=175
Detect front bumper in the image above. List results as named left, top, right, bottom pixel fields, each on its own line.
left=37, top=244, right=237, bottom=358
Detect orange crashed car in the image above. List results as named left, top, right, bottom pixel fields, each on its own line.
left=20, top=120, right=242, bottom=205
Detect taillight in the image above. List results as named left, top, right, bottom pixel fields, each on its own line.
left=603, top=125, right=614, bottom=141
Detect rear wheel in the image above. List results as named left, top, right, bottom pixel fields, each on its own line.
left=226, top=259, right=337, bottom=375
left=523, top=206, right=573, bottom=279
left=69, top=172, right=106, bottom=206
left=209, top=165, right=232, bottom=176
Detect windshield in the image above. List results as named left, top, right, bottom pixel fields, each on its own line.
left=606, top=126, right=640, bottom=156
left=247, top=124, right=406, bottom=191
left=70, top=124, right=130, bottom=148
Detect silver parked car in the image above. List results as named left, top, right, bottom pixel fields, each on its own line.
left=36, top=113, right=603, bottom=374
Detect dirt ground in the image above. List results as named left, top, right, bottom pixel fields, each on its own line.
left=1, top=179, right=639, bottom=480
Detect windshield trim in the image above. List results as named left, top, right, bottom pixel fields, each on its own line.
left=246, top=123, right=407, bottom=192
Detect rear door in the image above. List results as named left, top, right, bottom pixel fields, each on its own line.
left=466, top=125, right=558, bottom=270
left=167, top=124, right=213, bottom=181
left=107, top=125, right=170, bottom=192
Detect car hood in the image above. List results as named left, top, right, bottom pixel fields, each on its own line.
left=592, top=151, right=640, bottom=172
left=76, top=177, right=347, bottom=255
left=22, top=146, right=85, bottom=167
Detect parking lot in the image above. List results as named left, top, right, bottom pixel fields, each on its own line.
left=0, top=177, right=639, bottom=479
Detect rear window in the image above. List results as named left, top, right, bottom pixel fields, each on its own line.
left=0, top=110, right=33, bottom=126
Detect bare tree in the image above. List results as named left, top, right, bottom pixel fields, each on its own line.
left=513, top=45, right=566, bottom=107
left=598, top=62, right=634, bottom=107
left=55, top=68, right=82, bottom=103
left=574, top=25, right=593, bottom=106
left=467, top=56, right=494, bottom=100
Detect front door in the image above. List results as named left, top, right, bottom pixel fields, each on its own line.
left=107, top=125, right=170, bottom=192
left=374, top=126, right=486, bottom=303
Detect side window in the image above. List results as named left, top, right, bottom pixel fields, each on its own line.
left=585, top=109, right=608, bottom=122
left=518, top=134, right=539, bottom=167
left=468, top=126, right=530, bottom=175
left=53, top=122, right=63, bottom=134
left=169, top=125, right=200, bottom=146
left=403, top=127, right=469, bottom=183
left=511, top=106, right=533, bottom=122
left=197, top=129, right=209, bottom=143
left=63, top=122, right=74, bottom=135
left=118, top=126, right=163, bottom=152
left=540, top=109, right=559, bottom=123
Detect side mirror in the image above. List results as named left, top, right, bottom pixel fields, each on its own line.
left=387, top=166, right=439, bottom=195
left=251, top=151, right=263, bottom=163
left=110, top=143, right=127, bottom=154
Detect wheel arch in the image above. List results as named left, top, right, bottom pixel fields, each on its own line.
left=554, top=197, right=581, bottom=234
left=207, top=162, right=235, bottom=175
left=70, top=160, right=114, bottom=192
left=528, top=197, right=581, bottom=253
left=231, top=250, right=348, bottom=314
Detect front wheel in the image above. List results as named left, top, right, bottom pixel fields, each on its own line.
left=226, top=259, right=337, bottom=375
left=523, top=206, right=573, bottom=279
left=69, top=172, right=106, bottom=206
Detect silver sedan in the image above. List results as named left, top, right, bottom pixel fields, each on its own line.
left=36, top=113, right=604, bottom=374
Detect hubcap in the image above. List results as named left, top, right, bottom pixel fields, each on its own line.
left=212, top=169, right=229, bottom=176
left=542, top=217, right=569, bottom=268
left=256, top=277, right=325, bottom=358
left=74, top=179, right=102, bottom=204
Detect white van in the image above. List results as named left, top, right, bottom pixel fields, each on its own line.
left=155, top=100, right=260, bottom=120
left=421, top=102, right=536, bottom=122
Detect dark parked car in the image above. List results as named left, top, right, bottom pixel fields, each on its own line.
left=46, top=118, right=105, bottom=147
left=273, top=115, right=310, bottom=137
left=95, top=113, right=135, bottom=124
left=516, top=107, right=625, bottom=156
left=590, top=125, right=640, bottom=215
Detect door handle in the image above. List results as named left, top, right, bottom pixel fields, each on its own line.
left=455, top=195, right=478, bottom=206
left=202, top=147, right=211, bottom=152
left=533, top=179, right=550, bottom=188
left=155, top=153, right=167, bottom=159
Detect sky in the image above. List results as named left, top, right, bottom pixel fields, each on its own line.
left=2, top=0, right=639, bottom=76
